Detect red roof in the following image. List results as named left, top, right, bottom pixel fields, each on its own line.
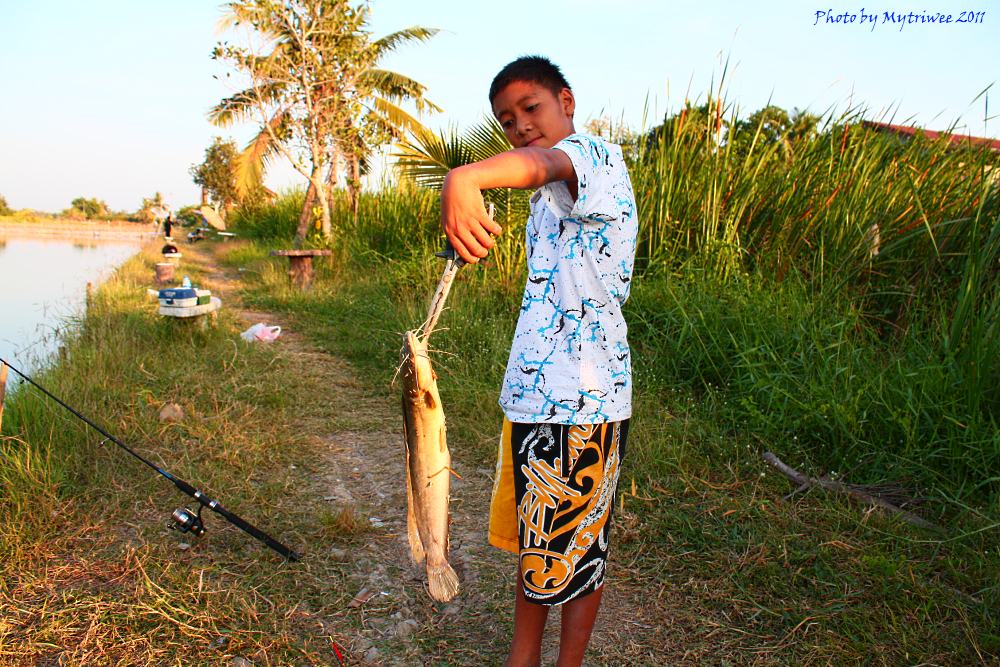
left=862, top=120, right=1000, bottom=151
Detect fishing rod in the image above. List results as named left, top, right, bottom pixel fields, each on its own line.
left=0, top=357, right=301, bottom=561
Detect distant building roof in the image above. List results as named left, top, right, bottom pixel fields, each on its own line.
left=862, top=120, right=1000, bottom=151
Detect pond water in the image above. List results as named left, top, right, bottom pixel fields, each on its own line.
left=0, top=235, right=141, bottom=382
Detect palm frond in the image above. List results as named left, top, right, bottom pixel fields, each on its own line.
left=392, top=116, right=512, bottom=190
left=216, top=2, right=248, bottom=32
left=464, top=117, right=512, bottom=162
left=235, top=111, right=288, bottom=199
left=392, top=117, right=525, bottom=222
left=372, top=97, right=434, bottom=137
left=209, top=82, right=286, bottom=127
left=372, top=26, right=439, bottom=57
left=217, top=2, right=287, bottom=41
left=360, top=69, right=442, bottom=114
left=393, top=126, right=473, bottom=191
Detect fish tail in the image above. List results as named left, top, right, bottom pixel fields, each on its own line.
left=427, top=561, right=460, bottom=602
left=407, top=510, right=425, bottom=564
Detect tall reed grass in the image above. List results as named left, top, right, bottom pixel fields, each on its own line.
left=229, top=101, right=999, bottom=502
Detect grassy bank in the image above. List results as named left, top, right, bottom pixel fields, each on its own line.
left=218, top=115, right=1000, bottom=660
left=0, top=245, right=381, bottom=664
left=220, top=232, right=998, bottom=663
left=218, top=113, right=999, bottom=662
left=0, top=234, right=995, bottom=664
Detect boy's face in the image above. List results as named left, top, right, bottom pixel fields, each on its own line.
left=492, top=80, right=575, bottom=149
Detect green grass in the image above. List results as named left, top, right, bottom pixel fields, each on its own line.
left=207, top=113, right=1000, bottom=660
left=0, top=232, right=995, bottom=664
left=217, top=233, right=999, bottom=663
left=230, top=174, right=1000, bottom=504
left=0, top=246, right=370, bottom=664
left=2, top=97, right=998, bottom=663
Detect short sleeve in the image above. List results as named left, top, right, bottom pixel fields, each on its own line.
left=553, top=134, right=621, bottom=224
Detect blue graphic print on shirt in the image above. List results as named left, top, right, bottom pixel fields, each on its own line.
left=499, top=134, right=638, bottom=425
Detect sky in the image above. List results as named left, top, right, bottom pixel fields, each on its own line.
left=0, top=0, right=997, bottom=213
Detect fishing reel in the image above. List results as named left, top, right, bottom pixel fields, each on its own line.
left=170, top=505, right=206, bottom=537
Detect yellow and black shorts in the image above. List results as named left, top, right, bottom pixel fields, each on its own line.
left=489, top=418, right=629, bottom=606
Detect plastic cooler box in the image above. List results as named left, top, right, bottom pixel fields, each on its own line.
left=158, top=287, right=199, bottom=308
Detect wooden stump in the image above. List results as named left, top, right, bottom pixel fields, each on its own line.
left=155, top=262, right=176, bottom=284
left=270, top=250, right=333, bottom=290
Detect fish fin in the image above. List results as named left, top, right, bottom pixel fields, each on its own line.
left=427, top=561, right=460, bottom=602
left=405, top=458, right=426, bottom=564
left=403, top=402, right=425, bottom=563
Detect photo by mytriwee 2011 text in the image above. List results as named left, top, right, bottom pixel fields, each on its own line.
left=440, top=55, right=638, bottom=667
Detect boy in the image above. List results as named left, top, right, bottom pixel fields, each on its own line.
left=441, top=56, right=637, bottom=666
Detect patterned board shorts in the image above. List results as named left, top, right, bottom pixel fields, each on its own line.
left=488, top=418, right=629, bottom=606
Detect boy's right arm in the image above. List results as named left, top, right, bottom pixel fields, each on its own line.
left=441, top=147, right=575, bottom=264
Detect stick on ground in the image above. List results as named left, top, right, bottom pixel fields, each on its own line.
left=763, top=451, right=942, bottom=532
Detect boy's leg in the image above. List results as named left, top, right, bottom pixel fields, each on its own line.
left=507, top=581, right=605, bottom=667
left=506, top=583, right=549, bottom=667
left=555, top=585, right=604, bottom=667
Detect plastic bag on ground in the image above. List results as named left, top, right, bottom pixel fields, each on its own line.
left=240, top=323, right=282, bottom=342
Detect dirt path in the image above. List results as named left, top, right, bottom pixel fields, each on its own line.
left=182, top=241, right=667, bottom=665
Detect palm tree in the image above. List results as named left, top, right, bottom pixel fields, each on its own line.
left=210, top=0, right=440, bottom=243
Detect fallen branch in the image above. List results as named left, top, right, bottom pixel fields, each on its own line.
left=763, top=451, right=942, bottom=533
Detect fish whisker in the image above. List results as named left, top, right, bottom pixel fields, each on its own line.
left=390, top=358, right=407, bottom=387
left=426, top=348, right=458, bottom=359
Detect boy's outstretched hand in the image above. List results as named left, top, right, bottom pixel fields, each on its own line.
left=441, top=168, right=504, bottom=264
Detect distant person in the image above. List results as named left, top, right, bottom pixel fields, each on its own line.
left=163, top=213, right=173, bottom=239
left=441, top=56, right=638, bottom=666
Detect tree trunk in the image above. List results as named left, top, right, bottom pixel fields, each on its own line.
left=294, top=181, right=318, bottom=248
left=315, top=181, right=332, bottom=240
left=326, top=149, right=340, bottom=206
left=346, top=152, right=361, bottom=219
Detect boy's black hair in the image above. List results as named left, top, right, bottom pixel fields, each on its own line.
left=489, top=56, right=572, bottom=103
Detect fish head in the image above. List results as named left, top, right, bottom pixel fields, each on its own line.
left=401, top=330, right=435, bottom=393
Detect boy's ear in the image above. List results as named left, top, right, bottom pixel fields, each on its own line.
left=560, top=87, right=576, bottom=118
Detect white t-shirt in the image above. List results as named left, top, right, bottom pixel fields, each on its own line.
left=499, top=133, right=638, bottom=425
